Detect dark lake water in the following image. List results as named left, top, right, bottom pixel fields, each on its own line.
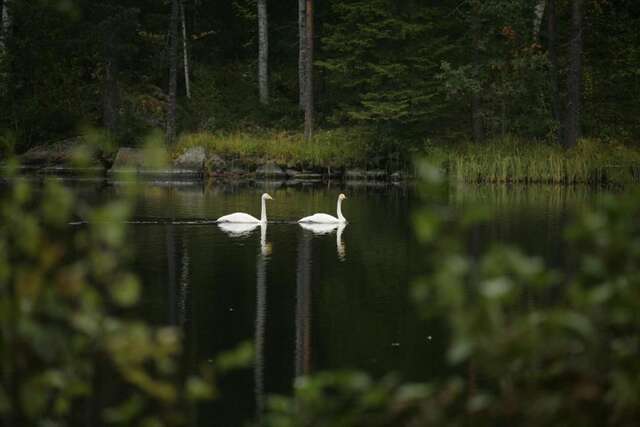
left=9, top=177, right=610, bottom=425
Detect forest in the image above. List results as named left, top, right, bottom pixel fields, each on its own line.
left=3, top=2, right=640, bottom=426
left=1, top=0, right=639, bottom=168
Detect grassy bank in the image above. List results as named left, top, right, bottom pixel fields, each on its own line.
left=176, top=130, right=640, bottom=185
left=431, top=138, right=640, bottom=185
left=177, top=129, right=371, bottom=170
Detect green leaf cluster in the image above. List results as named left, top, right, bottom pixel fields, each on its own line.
left=0, top=149, right=219, bottom=426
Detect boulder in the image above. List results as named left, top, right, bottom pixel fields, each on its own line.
left=110, top=147, right=143, bottom=173
left=206, top=154, right=227, bottom=175
left=286, top=168, right=302, bottom=178
left=366, top=169, right=387, bottom=180
left=345, top=169, right=366, bottom=179
left=109, top=147, right=202, bottom=178
left=19, top=137, right=97, bottom=167
left=256, top=162, right=286, bottom=178
left=174, top=147, right=205, bottom=171
left=391, top=171, right=411, bottom=181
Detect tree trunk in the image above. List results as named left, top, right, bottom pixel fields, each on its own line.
left=180, top=0, right=191, bottom=99
left=303, top=0, right=314, bottom=141
left=254, top=249, right=267, bottom=423
left=166, top=224, right=177, bottom=326
left=103, top=38, right=120, bottom=137
left=166, top=0, right=179, bottom=145
left=471, top=17, right=483, bottom=144
left=547, top=0, right=561, bottom=141
left=102, top=8, right=121, bottom=138
left=0, top=0, right=11, bottom=57
left=564, top=0, right=583, bottom=149
left=295, top=232, right=312, bottom=377
left=298, top=0, right=306, bottom=110
left=257, top=0, right=269, bottom=105
left=533, top=0, right=546, bottom=42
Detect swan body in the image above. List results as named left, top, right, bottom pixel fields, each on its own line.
left=217, top=213, right=261, bottom=223
left=217, top=193, right=273, bottom=224
left=298, top=194, right=347, bottom=224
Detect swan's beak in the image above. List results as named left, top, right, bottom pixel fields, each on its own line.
left=267, top=195, right=274, bottom=200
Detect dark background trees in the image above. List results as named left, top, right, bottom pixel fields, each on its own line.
left=0, top=0, right=638, bottom=153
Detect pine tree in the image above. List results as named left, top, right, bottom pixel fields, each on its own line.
left=318, top=0, right=453, bottom=136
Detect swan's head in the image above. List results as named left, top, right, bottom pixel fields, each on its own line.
left=338, top=193, right=347, bottom=201
left=262, top=193, right=274, bottom=201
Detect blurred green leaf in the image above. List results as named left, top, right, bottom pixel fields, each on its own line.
left=110, top=274, right=141, bottom=307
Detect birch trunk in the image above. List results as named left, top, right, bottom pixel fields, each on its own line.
left=533, top=0, right=546, bottom=42
left=180, top=0, right=191, bottom=99
left=564, top=0, right=584, bottom=149
left=257, top=0, right=269, bottom=105
left=298, top=0, right=306, bottom=110
left=166, top=0, right=179, bottom=145
left=303, top=0, right=314, bottom=141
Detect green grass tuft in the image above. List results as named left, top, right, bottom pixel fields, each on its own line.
left=438, top=137, right=640, bottom=185
left=176, top=129, right=369, bottom=170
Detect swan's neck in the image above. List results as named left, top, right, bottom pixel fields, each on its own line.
left=260, top=197, right=267, bottom=223
left=337, top=199, right=345, bottom=222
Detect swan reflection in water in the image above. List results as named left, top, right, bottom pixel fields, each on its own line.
left=298, top=222, right=347, bottom=261
left=217, top=222, right=260, bottom=237
left=217, top=220, right=271, bottom=424
left=217, top=222, right=272, bottom=256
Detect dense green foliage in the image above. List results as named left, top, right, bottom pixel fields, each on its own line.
left=0, top=151, right=253, bottom=426
left=317, top=1, right=452, bottom=134
left=0, top=0, right=638, bottom=157
left=262, top=165, right=640, bottom=426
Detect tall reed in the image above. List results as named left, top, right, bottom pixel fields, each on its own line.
left=445, top=137, right=640, bottom=185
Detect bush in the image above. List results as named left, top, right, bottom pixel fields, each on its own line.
left=0, top=147, right=253, bottom=426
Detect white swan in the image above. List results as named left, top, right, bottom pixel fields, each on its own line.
left=217, top=193, right=273, bottom=224
left=298, top=193, right=347, bottom=224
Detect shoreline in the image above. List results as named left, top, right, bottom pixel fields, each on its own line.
left=4, top=133, right=639, bottom=187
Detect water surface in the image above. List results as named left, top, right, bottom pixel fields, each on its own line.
left=16, top=178, right=609, bottom=425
